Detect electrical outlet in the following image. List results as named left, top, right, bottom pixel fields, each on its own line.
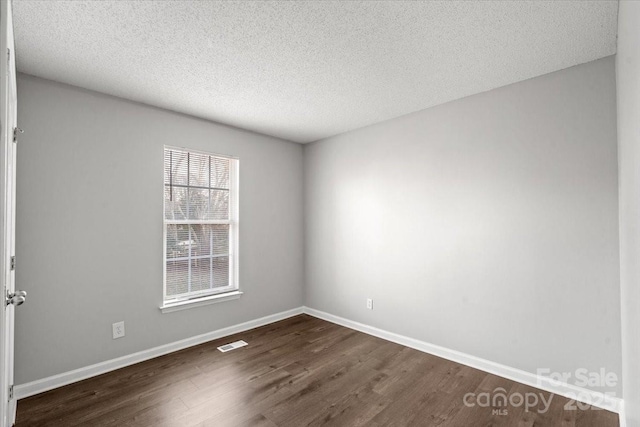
left=112, top=321, right=125, bottom=339
left=367, top=298, right=373, bottom=310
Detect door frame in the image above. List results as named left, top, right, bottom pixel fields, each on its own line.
left=0, top=0, right=17, bottom=425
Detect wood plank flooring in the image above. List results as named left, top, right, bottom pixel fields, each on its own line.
left=16, top=314, right=619, bottom=426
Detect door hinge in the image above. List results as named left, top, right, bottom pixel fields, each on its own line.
left=10, top=256, right=15, bottom=271
left=13, top=128, right=22, bottom=143
left=8, top=385, right=13, bottom=400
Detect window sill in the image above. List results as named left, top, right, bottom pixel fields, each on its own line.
left=160, top=290, right=243, bottom=313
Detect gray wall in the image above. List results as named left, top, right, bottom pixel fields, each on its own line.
left=14, top=74, right=304, bottom=384
left=617, top=2, right=640, bottom=425
left=304, top=57, right=622, bottom=394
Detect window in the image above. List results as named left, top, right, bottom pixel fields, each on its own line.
left=162, top=147, right=239, bottom=310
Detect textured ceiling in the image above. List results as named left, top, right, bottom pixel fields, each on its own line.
left=13, top=1, right=618, bottom=143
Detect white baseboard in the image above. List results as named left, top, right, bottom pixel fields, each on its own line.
left=14, top=307, right=304, bottom=400
left=302, top=306, right=623, bottom=414
left=619, top=401, right=627, bottom=427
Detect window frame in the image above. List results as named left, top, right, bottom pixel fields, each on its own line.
left=161, top=146, right=240, bottom=311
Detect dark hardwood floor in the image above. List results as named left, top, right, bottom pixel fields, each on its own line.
left=16, top=314, right=618, bottom=426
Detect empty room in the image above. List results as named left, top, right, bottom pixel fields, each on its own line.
left=0, top=0, right=639, bottom=426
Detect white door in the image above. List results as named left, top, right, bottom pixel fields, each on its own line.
left=0, top=1, right=20, bottom=426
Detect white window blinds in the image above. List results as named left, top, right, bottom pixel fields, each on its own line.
left=163, top=147, right=238, bottom=303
